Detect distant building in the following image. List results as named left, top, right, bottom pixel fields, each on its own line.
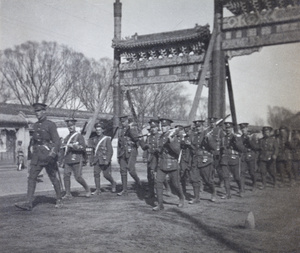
left=0, top=103, right=113, bottom=164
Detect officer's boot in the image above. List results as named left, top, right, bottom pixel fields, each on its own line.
left=252, top=174, right=257, bottom=191
left=260, top=176, right=266, bottom=190
left=15, top=177, right=36, bottom=211
left=145, top=179, right=155, bottom=199
left=189, top=184, right=200, bottom=204
left=62, top=176, right=72, bottom=199
left=163, top=179, right=171, bottom=196
left=240, top=176, right=245, bottom=193
left=130, top=171, right=141, bottom=188
left=92, top=176, right=101, bottom=195
left=117, top=175, right=128, bottom=196
left=153, top=184, right=164, bottom=211
left=237, top=181, right=243, bottom=197
left=104, top=174, right=117, bottom=193
left=177, top=184, right=185, bottom=208
left=181, top=178, right=187, bottom=195
left=222, top=179, right=231, bottom=199
left=210, top=183, right=216, bottom=202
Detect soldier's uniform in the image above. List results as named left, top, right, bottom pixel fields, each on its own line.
left=258, top=126, right=278, bottom=189
left=179, top=125, right=193, bottom=195
left=140, top=119, right=160, bottom=199
left=153, top=118, right=184, bottom=211
left=117, top=115, right=141, bottom=196
left=189, top=120, right=217, bottom=204
left=239, top=123, right=259, bottom=191
left=290, top=130, right=300, bottom=181
left=220, top=122, right=245, bottom=199
left=207, top=117, right=223, bottom=187
left=276, top=126, right=293, bottom=185
left=61, top=118, right=90, bottom=199
left=89, top=122, right=116, bottom=195
left=15, top=103, right=62, bottom=211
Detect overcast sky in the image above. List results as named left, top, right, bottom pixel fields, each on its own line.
left=1, top=0, right=299, bottom=124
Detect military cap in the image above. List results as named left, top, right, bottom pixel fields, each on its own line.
left=193, top=119, right=205, bottom=127
left=148, top=119, right=159, bottom=128
left=94, top=121, right=105, bottom=129
left=224, top=122, right=234, bottom=128
left=262, top=126, right=273, bottom=131
left=279, top=125, right=288, bottom=131
left=208, top=117, right=218, bottom=123
left=160, top=118, right=173, bottom=126
left=119, top=115, right=129, bottom=121
left=32, top=103, right=47, bottom=111
left=239, top=123, right=249, bottom=129
left=65, top=118, right=77, bottom=126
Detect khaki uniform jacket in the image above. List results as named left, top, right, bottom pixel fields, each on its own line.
left=62, top=132, right=86, bottom=165
left=117, top=126, right=139, bottom=159
left=31, top=117, right=61, bottom=166
left=220, top=133, right=245, bottom=166
left=89, top=135, right=113, bottom=165
left=258, top=136, right=278, bottom=162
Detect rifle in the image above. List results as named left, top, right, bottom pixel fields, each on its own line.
left=206, top=114, right=231, bottom=135
left=111, top=126, right=119, bottom=142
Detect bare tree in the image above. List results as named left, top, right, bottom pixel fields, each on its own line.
left=0, top=41, right=77, bottom=107
left=126, top=83, right=192, bottom=125
left=267, top=105, right=294, bottom=129
left=71, top=57, right=114, bottom=112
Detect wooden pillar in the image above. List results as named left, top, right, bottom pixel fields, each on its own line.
left=208, top=0, right=226, bottom=119
left=113, top=0, right=122, bottom=129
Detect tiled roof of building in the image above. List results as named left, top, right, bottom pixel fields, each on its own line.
left=112, top=25, right=210, bottom=50
left=224, top=0, right=300, bottom=16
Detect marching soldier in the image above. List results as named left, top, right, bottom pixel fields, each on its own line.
left=239, top=123, right=258, bottom=192
left=89, top=121, right=116, bottom=195
left=140, top=119, right=160, bottom=199
left=117, top=115, right=141, bottom=196
left=290, top=129, right=300, bottom=181
left=276, top=126, right=293, bottom=186
left=15, top=103, right=63, bottom=211
left=220, top=122, right=245, bottom=199
left=207, top=117, right=223, bottom=187
left=153, top=118, right=184, bottom=211
left=179, top=125, right=193, bottom=196
left=189, top=120, right=217, bottom=204
left=61, top=118, right=91, bottom=199
left=258, top=126, right=278, bottom=189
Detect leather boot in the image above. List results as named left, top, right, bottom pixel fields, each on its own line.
left=153, top=184, right=164, bottom=211
left=92, top=176, right=101, bottom=195
left=221, top=179, right=231, bottom=199
left=189, top=185, right=200, bottom=204
left=117, top=175, right=128, bottom=196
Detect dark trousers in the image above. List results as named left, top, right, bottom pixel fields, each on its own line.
left=259, top=160, right=276, bottom=187
left=241, top=159, right=257, bottom=188
left=277, top=160, right=292, bottom=183
left=28, top=163, right=61, bottom=204
left=221, top=163, right=242, bottom=196
left=156, top=168, right=184, bottom=206
left=94, top=164, right=115, bottom=185
left=190, top=163, right=215, bottom=195
left=64, top=163, right=89, bottom=194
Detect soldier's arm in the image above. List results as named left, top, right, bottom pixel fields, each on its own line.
left=106, top=137, right=113, bottom=162
left=70, top=134, right=86, bottom=152
left=49, top=121, right=61, bottom=157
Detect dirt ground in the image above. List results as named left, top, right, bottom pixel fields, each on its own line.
left=1, top=174, right=300, bottom=253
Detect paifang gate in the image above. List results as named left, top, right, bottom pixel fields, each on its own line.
left=110, top=0, right=300, bottom=128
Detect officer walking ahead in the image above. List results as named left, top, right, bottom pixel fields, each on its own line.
left=89, top=121, right=116, bottom=195
left=15, top=103, right=63, bottom=211
left=117, top=115, right=142, bottom=196
left=153, top=118, right=185, bottom=211
left=61, top=118, right=91, bottom=199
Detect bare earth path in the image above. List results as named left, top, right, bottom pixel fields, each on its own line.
left=1, top=176, right=300, bottom=253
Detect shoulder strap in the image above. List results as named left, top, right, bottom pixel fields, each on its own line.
left=94, top=136, right=109, bottom=155
left=64, top=132, right=79, bottom=155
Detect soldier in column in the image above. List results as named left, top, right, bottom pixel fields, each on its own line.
left=239, top=123, right=259, bottom=192
left=140, top=119, right=160, bottom=199
left=207, top=117, right=224, bottom=187
left=179, top=125, right=193, bottom=197
left=153, top=118, right=184, bottom=211
left=276, top=126, right=294, bottom=186
left=89, top=121, right=116, bottom=195
left=189, top=120, right=217, bottom=204
left=61, top=118, right=91, bottom=199
left=15, top=103, right=63, bottom=211
left=220, top=122, right=245, bottom=199
left=117, top=115, right=141, bottom=196
left=290, top=129, right=300, bottom=182
left=258, top=126, right=278, bottom=189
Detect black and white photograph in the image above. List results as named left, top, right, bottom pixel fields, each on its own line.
left=0, top=0, right=300, bottom=252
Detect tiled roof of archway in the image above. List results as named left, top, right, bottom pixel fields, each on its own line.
left=112, top=25, right=210, bottom=50
left=224, top=0, right=300, bottom=16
